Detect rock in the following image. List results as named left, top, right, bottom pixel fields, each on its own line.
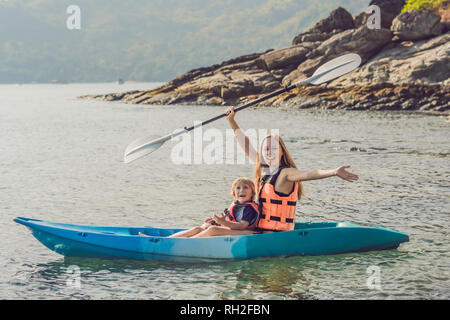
left=166, top=52, right=266, bottom=89
left=80, top=3, right=450, bottom=115
left=283, top=26, right=392, bottom=85
left=292, top=30, right=340, bottom=44
left=353, top=12, right=369, bottom=29
left=440, top=6, right=450, bottom=32
left=266, top=83, right=450, bottom=113
left=314, top=26, right=393, bottom=61
left=391, top=10, right=443, bottom=41
left=140, top=51, right=284, bottom=105
left=309, top=7, right=355, bottom=34
left=401, top=98, right=416, bottom=110
left=292, top=7, right=354, bottom=45
left=354, top=0, right=406, bottom=29
left=328, top=32, right=450, bottom=87
left=256, top=42, right=317, bottom=71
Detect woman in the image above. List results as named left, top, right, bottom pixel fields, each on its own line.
left=225, top=106, right=359, bottom=232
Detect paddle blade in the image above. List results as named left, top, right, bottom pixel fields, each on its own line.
left=123, top=128, right=188, bottom=163
left=124, top=135, right=167, bottom=164
left=309, top=53, right=361, bottom=85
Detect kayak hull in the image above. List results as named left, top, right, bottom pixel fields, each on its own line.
left=14, top=217, right=409, bottom=262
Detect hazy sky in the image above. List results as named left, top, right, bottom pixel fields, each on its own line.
left=0, top=0, right=369, bottom=82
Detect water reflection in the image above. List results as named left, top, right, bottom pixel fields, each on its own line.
left=220, top=257, right=315, bottom=299
left=2, top=84, right=448, bottom=299
left=5, top=246, right=419, bottom=300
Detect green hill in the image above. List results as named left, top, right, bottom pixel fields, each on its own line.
left=0, top=0, right=368, bottom=83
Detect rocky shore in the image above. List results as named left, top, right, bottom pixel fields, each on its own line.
left=81, top=0, right=450, bottom=115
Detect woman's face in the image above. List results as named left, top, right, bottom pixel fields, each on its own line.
left=233, top=182, right=253, bottom=203
left=261, top=136, right=283, bottom=168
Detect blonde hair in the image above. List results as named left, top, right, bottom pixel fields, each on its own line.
left=230, top=177, right=256, bottom=201
left=254, top=133, right=304, bottom=200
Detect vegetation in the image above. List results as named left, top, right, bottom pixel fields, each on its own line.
left=0, top=0, right=368, bottom=83
left=402, top=0, right=449, bottom=12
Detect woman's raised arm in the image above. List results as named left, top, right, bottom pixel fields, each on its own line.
left=283, top=166, right=359, bottom=183
left=225, top=106, right=258, bottom=163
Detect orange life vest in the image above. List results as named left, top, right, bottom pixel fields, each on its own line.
left=257, top=167, right=298, bottom=231
left=225, top=201, right=260, bottom=230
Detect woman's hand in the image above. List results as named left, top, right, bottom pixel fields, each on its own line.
left=334, top=165, right=359, bottom=182
left=225, top=106, right=235, bottom=121
left=224, top=106, right=258, bottom=163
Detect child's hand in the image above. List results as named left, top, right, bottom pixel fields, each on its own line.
left=204, top=217, right=213, bottom=224
left=213, top=213, right=227, bottom=225
left=335, top=165, right=359, bottom=182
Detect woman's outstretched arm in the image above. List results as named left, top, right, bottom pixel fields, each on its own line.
left=283, top=165, right=359, bottom=183
left=225, top=106, right=258, bottom=163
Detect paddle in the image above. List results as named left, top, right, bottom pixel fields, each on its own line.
left=124, top=53, right=361, bottom=163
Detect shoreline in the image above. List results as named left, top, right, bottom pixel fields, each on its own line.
left=79, top=2, right=450, bottom=116
left=79, top=92, right=450, bottom=118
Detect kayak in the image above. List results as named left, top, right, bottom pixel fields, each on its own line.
left=14, top=217, right=409, bottom=262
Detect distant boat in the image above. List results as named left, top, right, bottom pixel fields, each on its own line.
left=117, top=78, right=125, bottom=85
left=50, top=79, right=69, bottom=84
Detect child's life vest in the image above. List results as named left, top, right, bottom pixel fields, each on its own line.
left=223, top=201, right=260, bottom=230
left=257, top=166, right=298, bottom=231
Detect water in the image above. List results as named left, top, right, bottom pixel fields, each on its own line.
left=0, top=83, right=449, bottom=299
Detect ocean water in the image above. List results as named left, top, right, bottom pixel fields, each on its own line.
left=0, top=82, right=448, bottom=299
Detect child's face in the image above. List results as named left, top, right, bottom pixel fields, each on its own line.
left=233, top=182, right=253, bottom=203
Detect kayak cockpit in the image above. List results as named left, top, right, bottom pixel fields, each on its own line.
left=128, top=227, right=185, bottom=237
left=14, top=217, right=184, bottom=237
left=294, top=222, right=339, bottom=229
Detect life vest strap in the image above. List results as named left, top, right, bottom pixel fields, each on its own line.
left=260, top=198, right=296, bottom=206
left=224, top=208, right=234, bottom=221
left=260, top=214, right=294, bottom=224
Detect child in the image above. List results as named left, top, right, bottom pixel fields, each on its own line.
left=167, top=177, right=259, bottom=238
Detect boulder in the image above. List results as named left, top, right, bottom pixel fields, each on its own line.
left=314, top=26, right=393, bottom=61
left=283, top=26, right=393, bottom=85
left=329, top=32, right=450, bottom=86
left=391, top=9, right=444, bottom=41
left=309, top=7, right=355, bottom=34
left=292, top=7, right=354, bottom=45
left=255, top=42, right=317, bottom=71
left=166, top=52, right=265, bottom=89
left=137, top=52, right=282, bottom=105
left=354, top=0, right=406, bottom=29
left=292, top=30, right=341, bottom=45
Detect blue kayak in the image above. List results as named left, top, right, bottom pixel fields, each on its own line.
left=14, top=217, right=409, bottom=262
